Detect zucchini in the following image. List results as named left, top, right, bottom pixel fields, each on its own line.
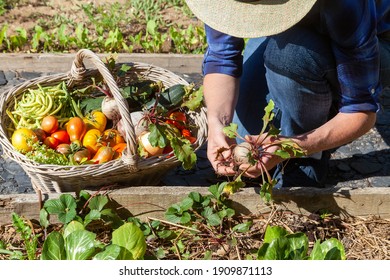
left=145, top=84, right=186, bottom=112
left=79, top=83, right=187, bottom=115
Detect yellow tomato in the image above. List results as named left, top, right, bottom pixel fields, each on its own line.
left=82, top=128, right=104, bottom=155
left=102, top=129, right=125, bottom=147
left=84, top=111, right=107, bottom=133
left=11, top=128, right=38, bottom=153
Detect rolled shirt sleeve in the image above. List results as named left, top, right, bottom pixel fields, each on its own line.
left=323, top=0, right=381, bottom=113
left=202, top=25, right=245, bottom=78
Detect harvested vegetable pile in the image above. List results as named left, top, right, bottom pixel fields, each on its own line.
left=5, top=56, right=204, bottom=169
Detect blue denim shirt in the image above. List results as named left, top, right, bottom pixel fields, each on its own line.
left=203, top=0, right=390, bottom=113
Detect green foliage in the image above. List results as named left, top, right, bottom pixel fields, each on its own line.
left=41, top=220, right=146, bottom=260
left=0, top=190, right=346, bottom=261
left=257, top=226, right=346, bottom=260
left=165, top=184, right=236, bottom=227
left=0, top=213, right=41, bottom=260
left=40, top=191, right=123, bottom=228
left=0, top=0, right=207, bottom=53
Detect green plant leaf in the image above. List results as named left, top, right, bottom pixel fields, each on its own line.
left=63, top=220, right=84, bottom=239
left=65, top=230, right=97, bottom=260
left=263, top=225, right=288, bottom=243
left=206, top=213, right=222, bottom=226
left=112, top=223, right=146, bottom=260
left=149, top=123, right=168, bottom=148
left=181, top=85, right=204, bottom=111
left=260, top=99, right=275, bottom=135
left=222, top=123, right=238, bottom=138
left=93, top=244, right=122, bottom=260
left=44, top=194, right=77, bottom=224
left=310, top=238, right=346, bottom=260
left=41, top=231, right=66, bottom=260
left=259, top=181, right=274, bottom=204
left=285, top=232, right=309, bottom=260
left=39, top=208, right=50, bottom=229
left=84, top=209, right=102, bottom=226
left=88, top=195, right=109, bottom=211
left=170, top=137, right=197, bottom=170
left=222, top=179, right=246, bottom=196
left=259, top=237, right=289, bottom=260
left=232, top=221, right=253, bottom=233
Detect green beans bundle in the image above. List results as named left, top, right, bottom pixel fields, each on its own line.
left=6, top=82, right=83, bottom=130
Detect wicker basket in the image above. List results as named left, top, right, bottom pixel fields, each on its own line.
left=0, top=49, right=208, bottom=193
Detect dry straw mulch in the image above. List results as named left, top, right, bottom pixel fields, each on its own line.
left=1, top=209, right=389, bottom=260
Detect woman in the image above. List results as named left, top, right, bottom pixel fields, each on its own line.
left=185, top=0, right=390, bottom=187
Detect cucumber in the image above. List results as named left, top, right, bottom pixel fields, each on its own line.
left=145, top=84, right=186, bottom=112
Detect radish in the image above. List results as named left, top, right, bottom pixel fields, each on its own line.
left=138, top=131, right=164, bottom=157
left=233, top=142, right=258, bottom=165
left=101, top=96, right=120, bottom=121
left=94, top=85, right=121, bottom=121
left=117, top=111, right=149, bottom=139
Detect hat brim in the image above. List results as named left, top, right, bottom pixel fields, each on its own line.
left=185, top=0, right=317, bottom=38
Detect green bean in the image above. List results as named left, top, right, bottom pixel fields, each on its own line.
left=8, top=81, right=86, bottom=130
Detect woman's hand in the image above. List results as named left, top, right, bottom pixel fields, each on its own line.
left=237, top=134, right=285, bottom=178
left=207, top=121, right=237, bottom=176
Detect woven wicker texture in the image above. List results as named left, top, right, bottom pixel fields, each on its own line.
left=0, top=49, right=208, bottom=193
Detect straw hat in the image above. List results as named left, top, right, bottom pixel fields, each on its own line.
left=185, top=0, right=317, bottom=38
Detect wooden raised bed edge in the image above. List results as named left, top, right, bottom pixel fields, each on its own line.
left=1, top=186, right=389, bottom=225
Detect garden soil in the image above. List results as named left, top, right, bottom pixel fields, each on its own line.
left=0, top=0, right=389, bottom=260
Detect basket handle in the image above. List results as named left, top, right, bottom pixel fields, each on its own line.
left=68, top=49, right=138, bottom=167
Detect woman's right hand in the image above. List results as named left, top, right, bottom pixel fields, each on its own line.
left=206, top=120, right=237, bottom=176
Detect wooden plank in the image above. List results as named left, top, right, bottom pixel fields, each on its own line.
left=0, top=53, right=203, bottom=74
left=1, top=186, right=389, bottom=225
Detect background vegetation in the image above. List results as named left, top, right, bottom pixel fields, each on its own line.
left=0, top=0, right=206, bottom=53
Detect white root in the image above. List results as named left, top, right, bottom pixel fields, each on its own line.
left=117, top=110, right=149, bottom=139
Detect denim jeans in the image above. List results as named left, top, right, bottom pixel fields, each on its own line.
left=233, top=26, right=390, bottom=187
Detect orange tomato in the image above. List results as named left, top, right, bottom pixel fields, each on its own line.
left=102, top=129, right=125, bottom=147
left=41, top=115, right=59, bottom=134
left=92, top=146, right=115, bottom=164
left=112, top=142, right=127, bottom=159
left=181, top=129, right=192, bottom=138
left=66, top=117, right=87, bottom=142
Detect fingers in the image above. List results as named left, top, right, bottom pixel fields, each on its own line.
left=209, top=148, right=237, bottom=176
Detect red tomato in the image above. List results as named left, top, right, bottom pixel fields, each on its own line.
left=51, top=130, right=70, bottom=144
left=185, top=136, right=197, bottom=144
left=66, top=117, right=87, bottom=142
left=41, top=115, right=59, bottom=134
left=43, top=136, right=60, bottom=149
left=167, top=111, right=187, bottom=130
left=181, top=129, right=192, bottom=138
